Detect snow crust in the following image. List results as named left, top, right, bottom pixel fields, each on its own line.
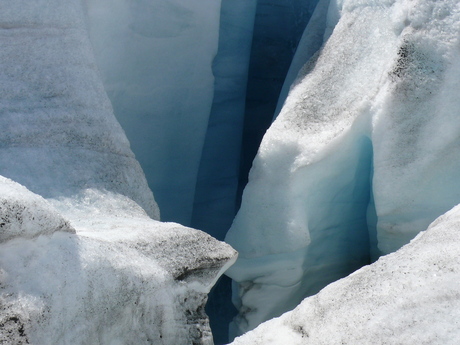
left=0, top=177, right=74, bottom=243
left=226, top=0, right=460, bottom=336
left=230, top=204, right=460, bottom=344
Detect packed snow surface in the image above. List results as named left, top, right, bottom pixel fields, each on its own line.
left=0, top=1, right=237, bottom=344
left=230, top=204, right=460, bottom=344
left=226, top=0, right=460, bottom=336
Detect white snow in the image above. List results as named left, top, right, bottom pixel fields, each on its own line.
left=230, top=204, right=460, bottom=344
left=226, top=0, right=460, bottom=336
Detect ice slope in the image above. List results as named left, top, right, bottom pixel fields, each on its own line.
left=230, top=204, right=460, bottom=345
left=0, top=1, right=237, bottom=344
left=226, top=0, right=460, bottom=336
left=85, top=0, right=221, bottom=225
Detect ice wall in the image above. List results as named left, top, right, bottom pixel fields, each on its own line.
left=239, top=0, right=320, bottom=197
left=192, top=0, right=257, bottom=242
left=230, top=204, right=460, bottom=345
left=0, top=1, right=237, bottom=343
left=226, top=0, right=460, bottom=336
left=85, top=0, right=221, bottom=225
left=0, top=0, right=158, bottom=219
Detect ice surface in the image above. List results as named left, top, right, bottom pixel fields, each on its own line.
left=0, top=0, right=159, bottom=220
left=274, top=0, right=331, bottom=117
left=85, top=0, right=221, bottom=225
left=0, top=177, right=74, bottom=243
left=0, top=1, right=237, bottom=343
left=230, top=204, right=460, bottom=344
left=226, top=0, right=460, bottom=336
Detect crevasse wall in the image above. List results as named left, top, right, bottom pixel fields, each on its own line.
left=85, top=0, right=222, bottom=225
left=226, top=0, right=460, bottom=337
left=238, top=0, right=320, bottom=204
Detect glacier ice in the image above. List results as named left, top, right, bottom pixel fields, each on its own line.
left=0, top=1, right=237, bottom=344
left=85, top=0, right=222, bottom=225
left=226, top=0, right=460, bottom=336
left=229, top=204, right=460, bottom=344
left=0, top=0, right=159, bottom=220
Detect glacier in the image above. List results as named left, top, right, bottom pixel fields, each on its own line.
left=2, top=0, right=460, bottom=343
left=0, top=1, right=236, bottom=344
left=226, top=0, right=460, bottom=337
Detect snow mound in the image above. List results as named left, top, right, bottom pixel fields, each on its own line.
left=230, top=204, right=460, bottom=344
left=0, top=176, right=74, bottom=243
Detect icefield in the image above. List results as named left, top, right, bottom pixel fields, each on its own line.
left=0, top=1, right=236, bottom=344
left=226, top=0, right=460, bottom=337
left=2, top=0, right=460, bottom=344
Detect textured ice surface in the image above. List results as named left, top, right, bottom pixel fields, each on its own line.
left=274, top=0, right=331, bottom=117
left=226, top=0, right=460, bottom=336
left=0, top=0, right=159, bottom=220
left=0, top=177, right=74, bottom=243
left=230, top=204, right=460, bottom=344
left=85, top=0, right=221, bottom=225
left=0, top=1, right=237, bottom=344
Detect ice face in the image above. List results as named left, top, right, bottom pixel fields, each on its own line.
left=238, top=0, right=320, bottom=203
left=0, top=0, right=159, bottom=220
left=229, top=204, right=460, bottom=345
left=85, top=0, right=221, bottom=225
left=191, top=0, right=257, bottom=242
left=226, top=0, right=460, bottom=336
